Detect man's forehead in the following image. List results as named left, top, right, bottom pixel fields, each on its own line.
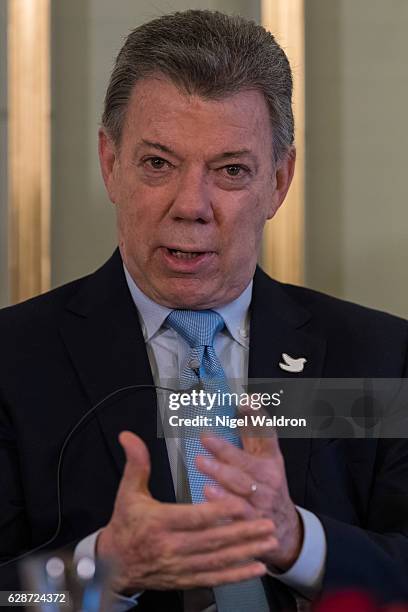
left=125, top=75, right=270, bottom=127
left=129, top=73, right=267, bottom=104
left=122, top=76, right=272, bottom=156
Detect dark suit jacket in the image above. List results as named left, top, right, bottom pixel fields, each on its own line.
left=1, top=249, right=408, bottom=610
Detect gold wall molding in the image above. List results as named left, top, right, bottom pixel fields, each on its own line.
left=8, top=0, right=50, bottom=303
left=261, top=0, right=305, bottom=285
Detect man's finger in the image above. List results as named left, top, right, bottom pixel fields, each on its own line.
left=238, top=405, right=281, bottom=457
left=201, top=434, right=250, bottom=469
left=196, top=454, right=255, bottom=497
left=200, top=433, right=270, bottom=480
left=118, top=430, right=151, bottom=494
left=161, top=496, right=258, bottom=530
left=204, top=484, right=269, bottom=514
left=175, top=517, right=274, bottom=555
left=176, top=535, right=277, bottom=574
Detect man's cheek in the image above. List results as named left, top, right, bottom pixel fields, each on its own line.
left=119, top=204, right=146, bottom=230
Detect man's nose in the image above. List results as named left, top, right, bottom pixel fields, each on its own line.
left=169, top=168, right=214, bottom=223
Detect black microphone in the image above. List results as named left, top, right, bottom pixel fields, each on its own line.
left=0, top=383, right=177, bottom=569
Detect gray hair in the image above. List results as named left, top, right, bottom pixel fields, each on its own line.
left=102, top=9, right=294, bottom=163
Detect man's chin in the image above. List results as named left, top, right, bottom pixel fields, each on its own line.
left=151, top=278, right=227, bottom=310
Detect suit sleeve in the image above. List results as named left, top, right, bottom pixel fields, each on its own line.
left=0, top=393, right=31, bottom=588
left=315, top=321, right=408, bottom=603
left=317, top=436, right=408, bottom=602
left=0, top=394, right=93, bottom=593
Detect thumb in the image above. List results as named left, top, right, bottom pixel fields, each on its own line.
left=118, top=430, right=151, bottom=495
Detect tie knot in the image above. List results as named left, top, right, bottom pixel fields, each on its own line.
left=166, top=309, right=225, bottom=348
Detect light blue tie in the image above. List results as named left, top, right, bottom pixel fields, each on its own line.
left=166, top=309, right=270, bottom=612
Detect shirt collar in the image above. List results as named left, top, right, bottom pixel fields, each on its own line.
left=213, top=282, right=252, bottom=348
left=124, top=265, right=171, bottom=341
left=124, top=264, right=252, bottom=348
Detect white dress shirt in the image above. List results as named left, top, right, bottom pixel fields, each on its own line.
left=74, top=266, right=327, bottom=610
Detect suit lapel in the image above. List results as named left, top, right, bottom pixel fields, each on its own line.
left=59, top=250, right=175, bottom=503
left=58, top=257, right=328, bottom=507
left=249, top=267, right=327, bottom=506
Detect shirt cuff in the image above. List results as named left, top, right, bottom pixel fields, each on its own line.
left=73, top=529, right=102, bottom=564
left=74, top=529, right=143, bottom=611
left=266, top=506, right=327, bottom=600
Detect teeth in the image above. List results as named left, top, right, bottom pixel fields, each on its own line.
left=169, top=249, right=201, bottom=259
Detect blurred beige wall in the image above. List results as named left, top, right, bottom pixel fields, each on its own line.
left=305, top=0, right=408, bottom=317
left=0, top=1, right=8, bottom=308
left=1, top=0, right=407, bottom=317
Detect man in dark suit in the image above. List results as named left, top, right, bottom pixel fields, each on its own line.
left=1, top=9, right=408, bottom=611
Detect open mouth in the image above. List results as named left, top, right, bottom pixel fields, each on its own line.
left=167, top=248, right=205, bottom=260
left=165, top=247, right=216, bottom=259
left=161, top=247, right=216, bottom=271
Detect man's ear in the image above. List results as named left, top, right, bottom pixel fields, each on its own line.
left=98, top=128, right=119, bottom=204
left=267, top=146, right=296, bottom=219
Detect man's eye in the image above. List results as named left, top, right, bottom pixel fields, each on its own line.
left=145, top=157, right=169, bottom=170
left=223, top=165, right=247, bottom=177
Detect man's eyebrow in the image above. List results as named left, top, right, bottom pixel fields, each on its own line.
left=138, top=139, right=178, bottom=156
left=211, top=149, right=254, bottom=161
left=136, top=140, right=256, bottom=163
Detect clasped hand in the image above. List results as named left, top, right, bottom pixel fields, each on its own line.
left=97, top=422, right=302, bottom=593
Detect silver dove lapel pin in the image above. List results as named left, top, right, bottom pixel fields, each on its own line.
left=279, top=353, right=307, bottom=373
